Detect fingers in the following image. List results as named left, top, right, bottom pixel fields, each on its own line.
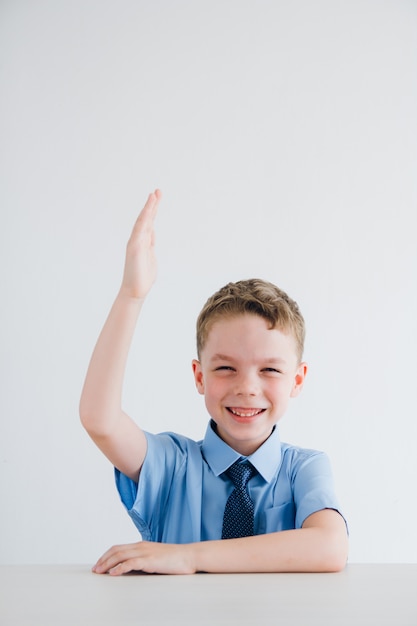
left=120, top=189, right=162, bottom=299
left=143, top=189, right=162, bottom=218
left=143, top=189, right=162, bottom=211
left=93, top=543, right=142, bottom=575
left=92, top=541, right=196, bottom=576
left=130, top=189, right=162, bottom=239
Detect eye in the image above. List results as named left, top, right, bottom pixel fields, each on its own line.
left=214, top=366, right=235, bottom=372
left=262, top=367, right=282, bottom=374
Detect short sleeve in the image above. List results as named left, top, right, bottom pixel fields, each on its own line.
left=115, top=431, right=187, bottom=540
left=114, top=430, right=203, bottom=543
left=289, top=449, right=344, bottom=529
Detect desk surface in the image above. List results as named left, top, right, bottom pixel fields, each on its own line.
left=0, top=564, right=416, bottom=626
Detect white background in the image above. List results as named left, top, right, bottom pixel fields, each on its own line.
left=1, top=0, right=416, bottom=565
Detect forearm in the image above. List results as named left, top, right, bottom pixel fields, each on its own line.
left=93, top=514, right=348, bottom=576
left=79, top=290, right=144, bottom=435
left=191, top=526, right=348, bottom=574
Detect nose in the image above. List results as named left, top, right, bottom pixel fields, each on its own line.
left=234, top=371, right=260, bottom=396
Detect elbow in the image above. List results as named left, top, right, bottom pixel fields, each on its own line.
left=79, top=397, right=119, bottom=443
left=325, top=553, right=348, bottom=573
left=79, top=399, right=104, bottom=437
left=79, top=397, right=93, bottom=432
left=303, top=510, right=349, bottom=573
left=322, top=530, right=349, bottom=573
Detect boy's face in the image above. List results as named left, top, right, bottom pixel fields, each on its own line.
left=192, top=314, right=307, bottom=456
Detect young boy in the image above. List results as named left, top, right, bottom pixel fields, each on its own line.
left=80, top=190, right=348, bottom=575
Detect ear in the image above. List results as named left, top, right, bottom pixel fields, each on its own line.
left=192, top=359, right=205, bottom=395
left=290, top=362, right=308, bottom=398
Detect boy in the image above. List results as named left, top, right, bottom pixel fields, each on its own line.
left=80, top=190, right=348, bottom=575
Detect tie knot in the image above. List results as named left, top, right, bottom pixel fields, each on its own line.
left=226, top=460, right=256, bottom=490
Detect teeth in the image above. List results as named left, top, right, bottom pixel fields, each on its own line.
left=229, top=408, right=262, bottom=417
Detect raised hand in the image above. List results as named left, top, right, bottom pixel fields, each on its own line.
left=79, top=189, right=162, bottom=481
left=120, top=189, right=162, bottom=300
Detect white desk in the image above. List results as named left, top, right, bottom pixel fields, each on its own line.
left=0, top=564, right=416, bottom=625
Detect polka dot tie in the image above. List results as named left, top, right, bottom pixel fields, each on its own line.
left=221, top=460, right=257, bottom=540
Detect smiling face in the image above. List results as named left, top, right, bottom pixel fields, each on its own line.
left=192, top=313, right=307, bottom=456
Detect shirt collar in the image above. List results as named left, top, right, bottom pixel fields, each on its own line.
left=201, top=420, right=282, bottom=483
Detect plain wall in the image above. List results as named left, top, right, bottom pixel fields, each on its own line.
left=1, top=0, right=416, bottom=565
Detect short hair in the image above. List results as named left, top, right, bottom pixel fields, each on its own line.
left=196, top=278, right=305, bottom=362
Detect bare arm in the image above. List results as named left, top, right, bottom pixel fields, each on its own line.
left=92, top=509, right=348, bottom=575
left=79, top=190, right=162, bottom=482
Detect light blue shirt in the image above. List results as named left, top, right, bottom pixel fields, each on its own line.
left=115, top=421, right=343, bottom=543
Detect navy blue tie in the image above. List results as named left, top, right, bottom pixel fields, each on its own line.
left=222, top=460, right=256, bottom=539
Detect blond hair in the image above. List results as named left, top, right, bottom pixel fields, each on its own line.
left=196, top=279, right=305, bottom=362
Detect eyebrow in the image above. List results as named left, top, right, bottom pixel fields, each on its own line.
left=210, top=354, right=288, bottom=365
